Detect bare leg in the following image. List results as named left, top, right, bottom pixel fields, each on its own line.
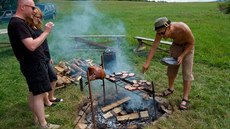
left=31, top=93, right=47, bottom=127
left=167, top=65, right=179, bottom=91
left=168, top=75, right=177, bottom=91
left=43, top=92, right=53, bottom=106
left=182, top=80, right=192, bottom=100
left=179, top=80, right=192, bottom=109
left=48, top=81, right=57, bottom=100
left=28, top=92, right=38, bottom=124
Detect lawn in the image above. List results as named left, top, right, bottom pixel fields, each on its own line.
left=0, top=0, right=229, bottom=129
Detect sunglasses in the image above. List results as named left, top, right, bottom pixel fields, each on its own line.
left=34, top=15, right=42, bottom=19
left=24, top=4, right=36, bottom=10
left=157, top=28, right=168, bottom=35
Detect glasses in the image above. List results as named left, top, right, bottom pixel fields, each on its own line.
left=34, top=15, right=42, bottom=19
left=157, top=28, right=167, bottom=35
left=24, top=4, right=36, bottom=10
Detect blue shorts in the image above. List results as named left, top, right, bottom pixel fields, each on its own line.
left=20, top=61, right=51, bottom=95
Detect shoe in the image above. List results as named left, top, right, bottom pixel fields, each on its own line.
left=40, top=123, right=60, bottom=129
left=45, top=103, right=56, bottom=107
left=50, top=98, right=63, bottom=102
left=156, top=88, right=174, bottom=97
left=179, top=98, right=190, bottom=110
left=45, top=114, right=50, bottom=118
left=34, top=115, right=50, bottom=125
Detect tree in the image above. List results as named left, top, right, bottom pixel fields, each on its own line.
left=219, top=0, right=230, bottom=14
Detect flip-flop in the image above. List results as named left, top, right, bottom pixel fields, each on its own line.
left=179, top=99, right=190, bottom=110
left=50, top=98, right=63, bottom=102
left=156, top=88, right=174, bottom=97
left=45, top=103, right=56, bottom=107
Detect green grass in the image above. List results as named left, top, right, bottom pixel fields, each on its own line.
left=0, top=0, right=230, bottom=129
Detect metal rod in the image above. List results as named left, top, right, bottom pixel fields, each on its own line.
left=102, top=79, right=106, bottom=105
left=80, top=77, right=83, bottom=91
left=101, top=55, right=106, bottom=105
left=115, top=81, right=118, bottom=94
left=101, top=55, right=105, bottom=105
left=87, top=71, right=96, bottom=129
left=101, top=55, right=105, bottom=69
left=70, top=34, right=126, bottom=38
left=151, top=81, right=157, bottom=120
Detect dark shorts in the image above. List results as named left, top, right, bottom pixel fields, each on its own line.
left=20, top=61, right=51, bottom=96
left=47, top=62, right=57, bottom=82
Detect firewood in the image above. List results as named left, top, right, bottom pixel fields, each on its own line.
left=77, top=123, right=87, bottom=129
left=140, top=111, right=149, bottom=118
left=55, top=85, right=66, bottom=90
left=62, top=76, right=71, bottom=84
left=113, top=107, right=122, bottom=114
left=103, top=111, right=113, bottom=119
left=54, top=66, right=65, bottom=73
left=69, top=63, right=86, bottom=74
left=103, top=107, right=122, bottom=119
left=73, top=58, right=81, bottom=66
left=101, top=97, right=131, bottom=112
left=116, top=111, right=149, bottom=121
left=116, top=112, right=139, bottom=121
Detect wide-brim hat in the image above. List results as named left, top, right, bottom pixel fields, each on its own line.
left=154, top=17, right=171, bottom=31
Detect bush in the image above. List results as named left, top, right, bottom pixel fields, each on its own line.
left=219, top=0, right=230, bottom=14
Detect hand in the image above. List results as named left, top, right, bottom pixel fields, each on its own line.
left=44, top=22, right=54, bottom=33
left=142, top=63, right=149, bottom=74
left=50, top=59, right=53, bottom=64
left=177, top=56, right=183, bottom=65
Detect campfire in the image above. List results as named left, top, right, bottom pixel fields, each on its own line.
left=52, top=36, right=173, bottom=129
left=74, top=70, right=173, bottom=129
left=54, top=56, right=173, bottom=129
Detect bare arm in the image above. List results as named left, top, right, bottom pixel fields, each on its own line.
left=22, top=22, right=54, bottom=51
left=142, top=34, right=162, bottom=73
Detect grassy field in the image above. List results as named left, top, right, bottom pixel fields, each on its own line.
left=0, top=0, right=230, bottom=129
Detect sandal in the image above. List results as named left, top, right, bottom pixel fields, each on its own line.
left=50, top=98, right=63, bottom=102
left=156, top=88, right=174, bottom=97
left=44, top=103, right=56, bottom=107
left=179, top=99, right=190, bottom=110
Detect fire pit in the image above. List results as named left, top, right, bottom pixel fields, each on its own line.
left=74, top=71, right=173, bottom=129
left=51, top=35, right=173, bottom=128
left=52, top=57, right=173, bottom=129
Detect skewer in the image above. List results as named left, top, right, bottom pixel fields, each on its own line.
left=151, top=81, right=157, bottom=120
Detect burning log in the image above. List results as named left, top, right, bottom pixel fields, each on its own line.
left=117, top=112, right=139, bottom=121
left=103, top=107, right=122, bottom=119
left=116, top=111, right=149, bottom=121
left=101, top=97, right=131, bottom=112
left=140, top=111, right=149, bottom=118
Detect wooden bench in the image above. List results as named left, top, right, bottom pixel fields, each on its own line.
left=134, top=36, right=172, bottom=53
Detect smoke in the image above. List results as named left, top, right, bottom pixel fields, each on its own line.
left=49, top=2, right=149, bottom=111
left=49, top=1, right=126, bottom=62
